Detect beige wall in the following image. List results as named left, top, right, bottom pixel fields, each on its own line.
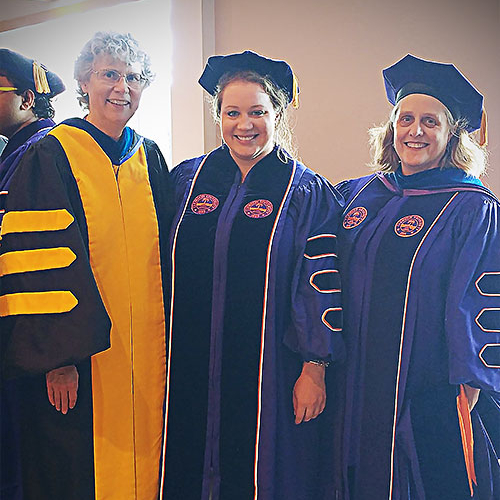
left=212, top=0, right=500, bottom=193
left=1, top=0, right=498, bottom=192
left=170, top=0, right=206, bottom=165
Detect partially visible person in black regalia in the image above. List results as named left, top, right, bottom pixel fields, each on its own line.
left=0, top=32, right=172, bottom=500
left=0, top=48, right=65, bottom=500
left=160, top=50, right=345, bottom=500
left=336, top=54, right=500, bottom=500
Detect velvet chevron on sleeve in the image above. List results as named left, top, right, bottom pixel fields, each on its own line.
left=0, top=134, right=111, bottom=374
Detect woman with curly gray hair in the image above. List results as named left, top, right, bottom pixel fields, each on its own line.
left=0, top=31, right=172, bottom=500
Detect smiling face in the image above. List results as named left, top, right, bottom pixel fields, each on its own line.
left=393, top=93, right=452, bottom=175
left=80, top=54, right=144, bottom=140
left=220, top=79, right=277, bottom=176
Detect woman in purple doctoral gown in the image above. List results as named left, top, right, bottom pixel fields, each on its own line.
left=336, top=54, right=500, bottom=500
left=160, top=51, right=344, bottom=500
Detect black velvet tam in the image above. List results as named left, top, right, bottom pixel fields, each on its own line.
left=199, top=50, right=297, bottom=105
left=0, top=48, right=65, bottom=97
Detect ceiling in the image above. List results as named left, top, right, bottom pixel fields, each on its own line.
left=0, top=0, right=139, bottom=33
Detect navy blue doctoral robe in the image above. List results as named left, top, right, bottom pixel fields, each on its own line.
left=0, top=119, right=56, bottom=226
left=161, top=146, right=344, bottom=500
left=337, top=169, right=500, bottom=500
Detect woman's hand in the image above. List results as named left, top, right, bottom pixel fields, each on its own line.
left=293, top=362, right=326, bottom=424
left=46, top=365, right=79, bottom=414
left=463, top=384, right=480, bottom=411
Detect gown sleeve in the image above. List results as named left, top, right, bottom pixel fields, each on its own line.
left=283, top=172, right=345, bottom=363
left=446, top=193, right=500, bottom=392
left=0, top=137, right=111, bottom=377
left=170, top=156, right=206, bottom=206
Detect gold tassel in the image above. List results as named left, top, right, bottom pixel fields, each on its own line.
left=291, top=73, right=300, bottom=109
left=32, top=61, right=51, bottom=94
left=479, top=108, right=487, bottom=147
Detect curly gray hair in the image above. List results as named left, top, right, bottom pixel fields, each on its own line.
left=74, top=31, right=154, bottom=109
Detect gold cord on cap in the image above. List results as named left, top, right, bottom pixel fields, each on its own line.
left=291, top=74, right=299, bottom=109
left=33, top=61, right=51, bottom=94
left=479, top=108, right=487, bottom=147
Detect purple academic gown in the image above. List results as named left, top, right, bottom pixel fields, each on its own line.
left=336, top=169, right=500, bottom=500
left=161, top=146, right=344, bottom=500
left=0, top=118, right=55, bottom=500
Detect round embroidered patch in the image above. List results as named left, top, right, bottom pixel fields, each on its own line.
left=343, top=207, right=367, bottom=229
left=191, top=194, right=219, bottom=215
left=394, top=215, right=425, bottom=237
left=244, top=199, right=273, bottom=219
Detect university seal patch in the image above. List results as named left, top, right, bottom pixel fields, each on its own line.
left=191, top=194, right=219, bottom=215
left=394, top=214, right=425, bottom=237
left=244, top=199, right=273, bottom=219
left=343, top=207, right=367, bottom=229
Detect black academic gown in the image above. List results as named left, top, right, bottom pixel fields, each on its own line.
left=0, top=118, right=172, bottom=500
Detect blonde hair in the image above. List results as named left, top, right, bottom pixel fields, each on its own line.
left=208, top=70, right=296, bottom=160
left=369, top=102, right=488, bottom=177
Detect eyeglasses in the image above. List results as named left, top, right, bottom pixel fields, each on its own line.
left=0, top=86, right=18, bottom=92
left=91, top=69, right=146, bottom=89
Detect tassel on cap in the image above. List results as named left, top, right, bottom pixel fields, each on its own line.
left=479, top=108, right=487, bottom=147
left=33, top=61, right=51, bottom=94
left=0, top=49, right=65, bottom=96
left=291, top=74, right=300, bottom=109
